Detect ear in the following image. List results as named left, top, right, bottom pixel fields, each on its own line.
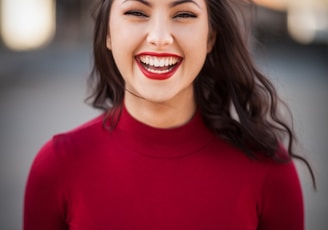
left=207, top=31, right=216, bottom=53
left=106, top=34, right=112, bottom=50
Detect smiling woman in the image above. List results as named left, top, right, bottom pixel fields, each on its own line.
left=24, top=0, right=314, bottom=229
left=105, top=0, right=213, bottom=126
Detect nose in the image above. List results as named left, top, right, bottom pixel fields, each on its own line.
left=146, top=17, right=174, bottom=48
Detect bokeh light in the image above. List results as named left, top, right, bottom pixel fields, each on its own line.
left=0, top=0, right=56, bottom=51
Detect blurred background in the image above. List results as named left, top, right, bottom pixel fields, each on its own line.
left=0, top=0, right=327, bottom=229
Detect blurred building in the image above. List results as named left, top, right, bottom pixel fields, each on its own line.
left=55, top=0, right=92, bottom=42
left=254, top=0, right=328, bottom=44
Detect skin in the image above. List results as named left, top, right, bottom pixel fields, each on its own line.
left=106, top=0, right=215, bottom=128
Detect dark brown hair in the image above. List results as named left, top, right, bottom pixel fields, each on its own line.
left=88, top=0, right=315, bottom=187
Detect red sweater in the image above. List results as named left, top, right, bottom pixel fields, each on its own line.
left=24, top=107, right=304, bottom=230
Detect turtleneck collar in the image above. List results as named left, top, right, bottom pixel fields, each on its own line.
left=114, top=105, right=215, bottom=158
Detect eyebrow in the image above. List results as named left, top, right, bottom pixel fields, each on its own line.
left=123, top=0, right=151, bottom=6
left=170, top=0, right=200, bottom=8
left=122, top=0, right=200, bottom=8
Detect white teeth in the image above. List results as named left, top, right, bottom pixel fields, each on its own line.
left=159, top=59, right=165, bottom=67
left=154, top=59, right=161, bottom=67
left=145, top=66, right=173, bottom=74
left=139, top=55, right=180, bottom=67
left=149, top=58, right=154, bottom=66
left=165, top=58, right=169, bottom=66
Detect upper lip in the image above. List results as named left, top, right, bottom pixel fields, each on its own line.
left=136, top=52, right=183, bottom=67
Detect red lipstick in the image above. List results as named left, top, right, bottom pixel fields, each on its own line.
left=135, top=52, right=182, bottom=80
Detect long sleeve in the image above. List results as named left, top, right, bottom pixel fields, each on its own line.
left=258, top=161, right=304, bottom=230
left=24, top=140, right=68, bottom=230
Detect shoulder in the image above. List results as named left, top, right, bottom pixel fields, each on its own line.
left=225, top=143, right=304, bottom=227
left=257, top=158, right=304, bottom=229
left=30, top=114, right=107, bottom=174
left=260, top=156, right=302, bottom=196
left=212, top=139, right=301, bottom=187
left=256, top=147, right=301, bottom=188
left=52, top=114, right=106, bottom=150
left=54, top=113, right=106, bottom=145
left=253, top=147, right=302, bottom=189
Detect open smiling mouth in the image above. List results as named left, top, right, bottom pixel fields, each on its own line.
left=136, top=54, right=182, bottom=80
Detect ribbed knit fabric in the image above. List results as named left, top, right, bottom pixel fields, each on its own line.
left=24, top=106, right=304, bottom=230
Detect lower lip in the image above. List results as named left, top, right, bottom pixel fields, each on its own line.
left=136, top=59, right=181, bottom=81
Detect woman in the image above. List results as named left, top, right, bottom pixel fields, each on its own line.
left=24, top=0, right=314, bottom=229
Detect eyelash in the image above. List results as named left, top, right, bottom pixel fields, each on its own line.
left=174, top=12, right=197, bottom=19
left=124, top=11, right=197, bottom=19
left=124, top=11, right=148, bottom=18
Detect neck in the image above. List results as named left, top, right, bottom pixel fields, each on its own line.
left=124, top=91, right=196, bottom=129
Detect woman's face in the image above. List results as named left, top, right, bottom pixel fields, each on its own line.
left=107, top=0, right=214, bottom=104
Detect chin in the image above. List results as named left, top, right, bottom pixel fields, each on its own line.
left=140, top=92, right=177, bottom=104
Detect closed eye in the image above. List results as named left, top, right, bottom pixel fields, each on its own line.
left=124, top=10, right=148, bottom=18
left=174, top=12, right=197, bottom=19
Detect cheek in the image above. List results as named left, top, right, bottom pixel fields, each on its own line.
left=110, top=25, right=144, bottom=59
left=175, top=23, right=209, bottom=50
left=177, top=32, right=209, bottom=79
left=178, top=31, right=209, bottom=62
